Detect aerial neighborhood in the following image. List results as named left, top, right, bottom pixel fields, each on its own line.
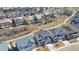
left=0, top=7, right=79, bottom=51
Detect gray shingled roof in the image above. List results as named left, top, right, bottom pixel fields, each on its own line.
left=0, top=42, right=8, bottom=51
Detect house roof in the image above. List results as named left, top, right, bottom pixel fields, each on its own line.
left=16, top=35, right=35, bottom=51
left=0, top=42, right=8, bottom=51
left=27, top=16, right=34, bottom=21
left=34, top=30, right=51, bottom=41
left=73, top=23, right=79, bottom=29
left=62, top=26, right=73, bottom=32
left=71, top=17, right=79, bottom=29
left=74, top=18, right=79, bottom=24
left=35, top=14, right=43, bottom=19
left=0, top=12, right=5, bottom=16
left=49, top=28, right=64, bottom=36
left=44, top=10, right=52, bottom=15
left=69, top=25, right=79, bottom=32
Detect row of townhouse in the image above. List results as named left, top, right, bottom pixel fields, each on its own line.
left=0, top=7, right=51, bottom=19
left=0, top=25, right=79, bottom=51
left=0, top=7, right=73, bottom=29
left=0, top=7, right=73, bottom=19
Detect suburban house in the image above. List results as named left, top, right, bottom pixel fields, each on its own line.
left=49, top=28, right=66, bottom=41
left=61, top=25, right=79, bottom=40
left=34, top=30, right=54, bottom=46
left=27, top=16, right=35, bottom=24
left=0, top=19, right=12, bottom=29
left=0, top=12, right=6, bottom=19
left=44, top=10, right=54, bottom=19
left=71, top=11, right=79, bottom=29
left=0, top=42, right=9, bottom=51
left=34, top=14, right=45, bottom=24
left=11, top=17, right=25, bottom=27
left=16, top=35, right=36, bottom=51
